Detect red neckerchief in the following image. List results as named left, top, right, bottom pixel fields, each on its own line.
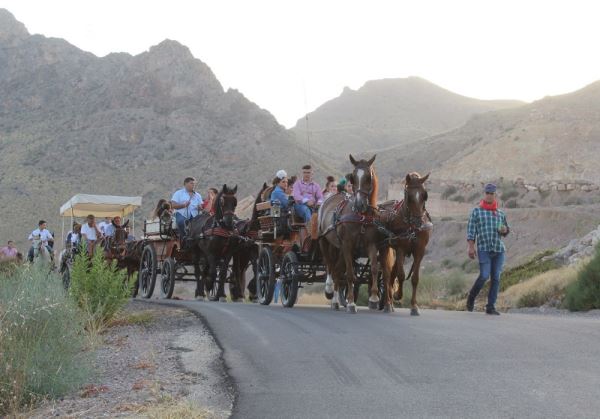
left=479, top=199, right=498, bottom=214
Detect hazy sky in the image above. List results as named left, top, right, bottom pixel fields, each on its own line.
left=1, top=0, right=599, bottom=127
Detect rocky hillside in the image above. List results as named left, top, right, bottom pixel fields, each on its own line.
left=0, top=9, right=328, bottom=248
left=292, top=77, right=523, bottom=159
left=378, top=80, right=600, bottom=185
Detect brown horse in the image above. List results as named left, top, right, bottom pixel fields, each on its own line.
left=378, top=172, right=432, bottom=315
left=189, top=184, right=239, bottom=301
left=318, top=154, right=380, bottom=313
left=230, top=183, right=268, bottom=302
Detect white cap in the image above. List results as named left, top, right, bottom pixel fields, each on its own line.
left=276, top=169, right=287, bottom=179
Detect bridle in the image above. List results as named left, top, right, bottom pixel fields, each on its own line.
left=352, top=165, right=376, bottom=213
left=215, top=192, right=237, bottom=228
left=401, top=184, right=427, bottom=228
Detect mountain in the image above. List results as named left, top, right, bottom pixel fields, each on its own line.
left=291, top=77, right=523, bottom=159
left=0, top=9, right=328, bottom=248
left=376, top=80, right=600, bottom=185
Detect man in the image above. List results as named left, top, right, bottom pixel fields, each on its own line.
left=171, top=177, right=203, bottom=239
left=466, top=183, right=510, bottom=315
left=103, top=216, right=122, bottom=238
left=292, top=165, right=323, bottom=222
left=98, top=217, right=112, bottom=237
left=65, top=223, right=82, bottom=249
left=27, top=220, right=54, bottom=262
left=0, top=240, right=18, bottom=260
left=81, top=214, right=103, bottom=255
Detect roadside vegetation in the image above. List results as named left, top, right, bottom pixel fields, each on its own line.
left=564, top=244, right=600, bottom=311
left=0, top=250, right=133, bottom=416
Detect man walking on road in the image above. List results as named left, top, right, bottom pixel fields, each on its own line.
left=466, top=183, right=510, bottom=315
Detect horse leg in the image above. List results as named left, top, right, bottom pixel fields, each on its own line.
left=393, top=251, right=405, bottom=303
left=380, top=247, right=395, bottom=313
left=367, top=243, right=380, bottom=310
left=194, top=258, right=205, bottom=300
left=342, top=240, right=358, bottom=313
left=409, top=249, right=425, bottom=316
left=218, top=257, right=229, bottom=302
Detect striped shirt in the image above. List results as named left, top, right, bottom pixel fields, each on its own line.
left=467, top=207, right=509, bottom=253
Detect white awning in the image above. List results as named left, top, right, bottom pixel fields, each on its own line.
left=59, top=194, right=142, bottom=218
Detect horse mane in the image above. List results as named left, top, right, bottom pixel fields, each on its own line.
left=252, top=183, right=268, bottom=222
left=370, top=167, right=379, bottom=208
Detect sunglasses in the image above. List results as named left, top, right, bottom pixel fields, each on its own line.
left=485, top=192, right=496, bottom=195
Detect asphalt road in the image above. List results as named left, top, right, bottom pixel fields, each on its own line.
left=156, top=300, right=600, bottom=419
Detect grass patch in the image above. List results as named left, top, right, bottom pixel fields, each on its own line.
left=0, top=265, right=91, bottom=415
left=500, top=249, right=558, bottom=292
left=564, top=244, right=600, bottom=311
left=441, top=185, right=457, bottom=199
left=108, top=311, right=155, bottom=327
left=496, top=262, right=583, bottom=309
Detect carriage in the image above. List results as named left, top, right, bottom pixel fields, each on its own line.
left=252, top=193, right=375, bottom=308
left=136, top=211, right=236, bottom=301
left=58, top=194, right=142, bottom=288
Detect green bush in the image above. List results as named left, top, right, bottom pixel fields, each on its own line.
left=501, top=189, right=519, bottom=201
left=0, top=266, right=90, bottom=415
left=69, top=249, right=132, bottom=328
left=564, top=245, right=600, bottom=311
left=446, top=272, right=470, bottom=296
left=500, top=250, right=557, bottom=292
left=505, top=199, right=518, bottom=208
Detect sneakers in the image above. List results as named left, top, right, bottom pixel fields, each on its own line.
left=466, top=294, right=475, bottom=312
left=486, top=307, right=500, bottom=315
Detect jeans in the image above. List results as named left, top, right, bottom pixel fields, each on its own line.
left=294, top=203, right=312, bottom=223
left=175, top=212, right=187, bottom=238
left=273, top=280, right=281, bottom=303
left=469, top=250, right=505, bottom=309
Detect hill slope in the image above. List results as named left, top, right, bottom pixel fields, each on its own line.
left=292, top=77, right=523, bottom=159
left=0, top=9, right=328, bottom=248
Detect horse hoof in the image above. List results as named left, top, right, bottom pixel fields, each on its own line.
left=410, top=307, right=420, bottom=316
left=219, top=297, right=228, bottom=303
left=325, top=291, right=334, bottom=300
left=383, top=304, right=392, bottom=313
left=347, top=303, right=357, bottom=314
left=195, top=296, right=205, bottom=302
left=393, top=292, right=402, bottom=302
left=368, top=300, right=378, bottom=310
left=332, top=302, right=340, bottom=311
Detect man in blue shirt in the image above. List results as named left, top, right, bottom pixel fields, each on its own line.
left=466, top=183, right=510, bottom=315
left=171, top=177, right=203, bottom=239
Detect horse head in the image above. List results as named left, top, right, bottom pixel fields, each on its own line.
left=216, top=184, right=238, bottom=229
left=349, top=154, right=377, bottom=213
left=403, top=172, right=430, bottom=226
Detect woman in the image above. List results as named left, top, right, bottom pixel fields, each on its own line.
left=271, top=170, right=290, bottom=209
left=151, top=199, right=172, bottom=220
left=201, top=188, right=218, bottom=215
left=322, top=176, right=337, bottom=200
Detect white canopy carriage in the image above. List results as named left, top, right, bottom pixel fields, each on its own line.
left=59, top=194, right=142, bottom=247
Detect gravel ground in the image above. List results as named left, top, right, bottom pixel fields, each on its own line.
left=26, top=300, right=233, bottom=418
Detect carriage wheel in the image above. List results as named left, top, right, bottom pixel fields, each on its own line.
left=159, top=257, right=176, bottom=299
left=139, top=245, right=157, bottom=299
left=280, top=251, right=299, bottom=308
left=257, top=246, right=275, bottom=305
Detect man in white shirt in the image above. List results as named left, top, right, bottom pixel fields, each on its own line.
left=81, top=214, right=103, bottom=255
left=98, top=217, right=111, bottom=237
left=171, top=177, right=203, bottom=239
left=27, top=220, right=54, bottom=262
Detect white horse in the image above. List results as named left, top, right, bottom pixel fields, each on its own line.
left=31, top=236, right=53, bottom=266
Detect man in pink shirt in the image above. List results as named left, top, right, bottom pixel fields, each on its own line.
left=292, top=164, right=323, bottom=222
left=0, top=240, right=18, bottom=260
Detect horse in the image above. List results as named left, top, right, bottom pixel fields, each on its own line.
left=31, top=236, right=53, bottom=267
left=378, top=172, right=432, bottom=315
left=318, top=154, right=381, bottom=313
left=189, top=184, right=239, bottom=301
left=230, top=183, right=267, bottom=302
left=99, top=219, right=142, bottom=296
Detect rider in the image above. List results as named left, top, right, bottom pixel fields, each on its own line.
left=98, top=217, right=111, bottom=237
left=81, top=214, right=103, bottom=255
left=0, top=240, right=18, bottom=261
left=292, top=164, right=323, bottom=223
left=170, top=177, right=203, bottom=239
left=65, top=222, right=82, bottom=249
left=27, top=220, right=54, bottom=262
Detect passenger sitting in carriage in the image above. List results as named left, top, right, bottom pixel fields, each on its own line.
left=292, top=164, right=323, bottom=223
left=271, top=170, right=291, bottom=210
left=103, top=216, right=123, bottom=238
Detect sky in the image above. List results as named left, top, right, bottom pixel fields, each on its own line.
left=1, top=0, right=599, bottom=128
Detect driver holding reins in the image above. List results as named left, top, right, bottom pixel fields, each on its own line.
left=171, top=177, right=203, bottom=239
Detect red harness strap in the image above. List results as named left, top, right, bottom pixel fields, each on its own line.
left=203, top=227, right=234, bottom=238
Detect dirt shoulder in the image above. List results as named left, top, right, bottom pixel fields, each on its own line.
left=26, top=300, right=233, bottom=418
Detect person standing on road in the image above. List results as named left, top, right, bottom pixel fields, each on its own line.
left=171, top=177, right=203, bottom=239
left=466, top=183, right=510, bottom=315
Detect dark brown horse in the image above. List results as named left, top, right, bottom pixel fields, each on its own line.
left=230, top=183, right=268, bottom=302
left=378, top=172, right=431, bottom=315
left=318, top=154, right=380, bottom=313
left=189, top=184, right=239, bottom=301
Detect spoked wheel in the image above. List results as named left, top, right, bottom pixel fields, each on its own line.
left=139, top=245, right=157, bottom=298
left=257, top=246, right=276, bottom=305
left=280, top=251, right=300, bottom=308
left=159, top=257, right=176, bottom=299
